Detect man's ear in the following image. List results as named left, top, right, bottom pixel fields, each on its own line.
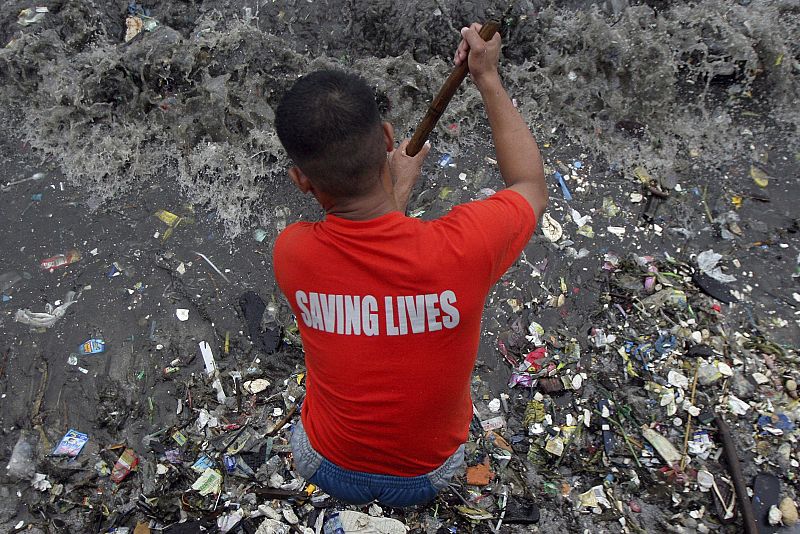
left=382, top=121, right=394, bottom=152
left=288, top=166, right=312, bottom=194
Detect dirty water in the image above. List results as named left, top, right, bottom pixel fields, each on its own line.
left=0, top=0, right=798, bottom=533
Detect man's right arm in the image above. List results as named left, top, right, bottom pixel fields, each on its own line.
left=455, top=24, right=548, bottom=219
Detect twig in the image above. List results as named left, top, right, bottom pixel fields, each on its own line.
left=32, top=359, right=51, bottom=450
left=715, top=415, right=758, bottom=534
left=0, top=348, right=9, bottom=380
left=592, top=409, right=642, bottom=467
left=192, top=251, right=231, bottom=283
left=659, top=308, right=679, bottom=326
left=680, top=362, right=700, bottom=470
left=213, top=488, right=222, bottom=511
left=30, top=360, right=48, bottom=422
left=630, top=299, right=652, bottom=318
left=712, top=476, right=736, bottom=520
left=494, top=487, right=508, bottom=532
left=267, top=400, right=302, bottom=436
left=446, top=483, right=471, bottom=506
left=614, top=413, right=643, bottom=468
left=701, top=186, right=714, bottom=223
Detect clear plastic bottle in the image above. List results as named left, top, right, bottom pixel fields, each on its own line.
left=6, top=432, right=36, bottom=480
left=323, top=511, right=345, bottom=534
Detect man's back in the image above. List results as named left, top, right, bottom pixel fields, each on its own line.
left=273, top=24, right=546, bottom=505
left=274, top=189, right=536, bottom=475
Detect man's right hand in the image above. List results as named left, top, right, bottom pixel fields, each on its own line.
left=453, top=23, right=501, bottom=87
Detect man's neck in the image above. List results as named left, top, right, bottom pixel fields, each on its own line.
left=322, top=167, right=399, bottom=221
left=325, top=190, right=398, bottom=221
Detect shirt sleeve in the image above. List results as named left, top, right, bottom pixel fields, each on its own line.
left=435, top=189, right=537, bottom=283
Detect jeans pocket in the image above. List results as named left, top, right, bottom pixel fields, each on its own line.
left=290, top=421, right=324, bottom=480
left=427, top=444, right=465, bottom=491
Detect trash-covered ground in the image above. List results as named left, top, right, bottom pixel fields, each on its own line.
left=1, top=0, right=799, bottom=532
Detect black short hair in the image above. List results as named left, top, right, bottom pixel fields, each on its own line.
left=275, top=70, right=385, bottom=198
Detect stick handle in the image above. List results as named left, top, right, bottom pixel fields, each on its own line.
left=715, top=415, right=758, bottom=534
left=406, top=21, right=500, bottom=157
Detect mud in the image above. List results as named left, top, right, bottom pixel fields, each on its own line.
left=0, top=0, right=798, bottom=533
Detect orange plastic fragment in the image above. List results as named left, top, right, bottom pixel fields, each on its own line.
left=466, top=458, right=494, bottom=486
left=485, top=431, right=513, bottom=453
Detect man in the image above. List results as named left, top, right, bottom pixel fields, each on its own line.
left=273, top=23, right=547, bottom=507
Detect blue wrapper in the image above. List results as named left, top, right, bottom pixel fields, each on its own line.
left=53, top=429, right=89, bottom=457
left=78, top=339, right=105, bottom=354
left=553, top=171, right=573, bottom=201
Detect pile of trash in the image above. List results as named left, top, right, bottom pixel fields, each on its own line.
left=4, top=322, right=415, bottom=533
left=3, top=254, right=797, bottom=532
left=2, top=198, right=797, bottom=532
left=468, top=245, right=799, bottom=532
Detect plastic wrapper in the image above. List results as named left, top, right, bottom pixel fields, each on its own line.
left=52, top=429, right=89, bottom=457
left=15, top=290, right=80, bottom=328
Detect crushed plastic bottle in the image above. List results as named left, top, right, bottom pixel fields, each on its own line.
left=6, top=432, right=36, bottom=481
left=323, top=511, right=345, bottom=534
left=40, top=249, right=81, bottom=271
left=78, top=339, right=105, bottom=355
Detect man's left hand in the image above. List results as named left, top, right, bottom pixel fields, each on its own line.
left=389, top=139, right=431, bottom=213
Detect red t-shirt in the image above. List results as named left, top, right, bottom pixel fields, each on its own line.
left=273, top=189, right=536, bottom=476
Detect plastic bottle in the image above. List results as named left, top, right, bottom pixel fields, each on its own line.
left=323, top=511, right=345, bottom=534
left=40, top=249, right=81, bottom=271
left=6, top=432, right=36, bottom=480
left=0, top=271, right=22, bottom=293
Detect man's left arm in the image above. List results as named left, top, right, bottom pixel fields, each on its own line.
left=389, top=139, right=431, bottom=213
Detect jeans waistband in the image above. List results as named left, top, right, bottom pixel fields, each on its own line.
left=290, top=418, right=463, bottom=491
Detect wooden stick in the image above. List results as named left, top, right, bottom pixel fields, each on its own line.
left=267, top=400, right=301, bottom=436
left=715, top=415, right=758, bottom=534
left=591, top=409, right=643, bottom=467
left=680, top=362, right=700, bottom=470
left=406, top=21, right=500, bottom=156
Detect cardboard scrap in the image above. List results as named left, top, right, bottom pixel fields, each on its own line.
left=486, top=431, right=513, bottom=453
left=199, top=341, right=227, bottom=403
left=642, top=426, right=682, bottom=465
left=192, top=468, right=222, bottom=496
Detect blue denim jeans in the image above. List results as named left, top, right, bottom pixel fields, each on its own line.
left=291, top=419, right=464, bottom=507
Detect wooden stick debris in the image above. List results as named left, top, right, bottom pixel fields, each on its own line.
left=680, top=362, right=700, bottom=470
left=715, top=415, right=758, bottom=534
left=193, top=251, right=231, bottom=284
left=701, top=186, right=714, bottom=223
left=406, top=21, right=500, bottom=156
left=267, top=400, right=301, bottom=436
